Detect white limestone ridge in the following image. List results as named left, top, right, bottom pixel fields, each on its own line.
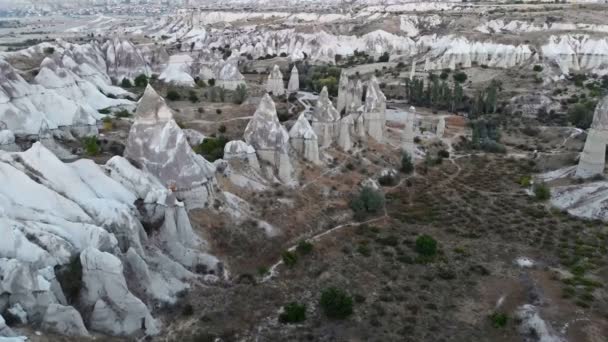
left=266, top=65, right=285, bottom=96
left=103, top=38, right=151, bottom=82
left=289, top=114, right=321, bottom=165
left=576, top=95, right=608, bottom=178
left=476, top=19, right=608, bottom=35
left=0, top=142, right=221, bottom=337
left=159, top=54, right=195, bottom=87
left=401, top=106, right=417, bottom=157
left=363, top=76, right=387, bottom=142
left=287, top=66, right=300, bottom=93
left=0, top=129, right=20, bottom=152
left=124, top=85, right=217, bottom=209
left=244, top=94, right=293, bottom=183
left=311, top=86, right=341, bottom=149
left=541, top=34, right=608, bottom=76
left=0, top=59, right=101, bottom=137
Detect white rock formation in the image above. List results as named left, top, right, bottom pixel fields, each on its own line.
left=337, top=114, right=354, bottom=152
left=266, top=65, right=285, bottom=96
left=244, top=94, right=293, bottom=183
left=401, top=106, right=417, bottom=157
left=0, top=140, right=220, bottom=337
left=336, top=69, right=349, bottom=114
left=80, top=247, right=159, bottom=336
left=363, top=76, right=387, bottom=142
left=215, top=51, right=247, bottom=90
left=41, top=304, right=89, bottom=337
left=576, top=96, right=608, bottom=178
left=124, top=85, right=216, bottom=209
left=224, top=140, right=260, bottom=170
left=103, top=38, right=151, bottom=82
left=0, top=129, right=19, bottom=152
left=311, top=86, right=341, bottom=148
left=542, top=34, right=608, bottom=76
left=289, top=114, right=320, bottom=164
left=287, top=66, right=299, bottom=93
left=159, top=54, right=195, bottom=87
left=436, top=117, right=446, bottom=138
left=410, top=60, right=416, bottom=80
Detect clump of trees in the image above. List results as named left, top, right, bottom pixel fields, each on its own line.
left=194, top=136, right=228, bottom=162
left=470, top=119, right=506, bottom=153
left=350, top=186, right=385, bottom=221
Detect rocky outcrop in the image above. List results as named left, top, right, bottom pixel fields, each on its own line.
left=337, top=114, right=355, bottom=152
left=80, top=247, right=159, bottom=336
left=0, top=129, right=19, bottom=152
left=215, top=51, right=247, bottom=90
left=363, top=76, right=387, bottom=142
left=103, top=38, right=151, bottom=82
left=289, top=114, right=320, bottom=164
left=0, top=60, right=101, bottom=136
left=266, top=65, right=285, bottom=96
left=401, top=106, right=416, bottom=157
left=41, top=304, right=89, bottom=337
left=337, top=70, right=349, bottom=114
left=244, top=94, right=293, bottom=183
left=542, top=34, right=608, bottom=75
left=576, top=96, right=608, bottom=178
left=159, top=54, right=195, bottom=87
left=287, top=66, right=299, bottom=93
left=124, top=85, right=216, bottom=209
left=436, top=117, right=445, bottom=138
left=224, top=140, right=260, bottom=170
left=311, top=86, right=340, bottom=148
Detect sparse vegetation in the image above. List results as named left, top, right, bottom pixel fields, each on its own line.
left=350, top=186, right=385, bottom=220
left=533, top=182, right=551, bottom=201
left=83, top=136, right=100, bottom=156
left=282, top=250, right=298, bottom=267
left=489, top=312, right=508, bottom=328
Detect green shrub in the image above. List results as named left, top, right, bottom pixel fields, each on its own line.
left=233, top=84, right=248, bottom=104
left=134, top=74, right=148, bottom=87
left=83, top=136, right=100, bottom=156
left=98, top=108, right=111, bottom=114
left=400, top=151, right=414, bottom=174
left=115, top=109, right=131, bottom=118
left=534, top=182, right=551, bottom=201
left=218, top=125, right=227, bottom=134
left=296, top=240, right=313, bottom=255
left=166, top=90, right=181, bottom=101
left=320, top=287, right=354, bottom=319
left=533, top=65, right=543, bottom=72
left=188, top=90, right=199, bottom=103
left=489, top=312, right=508, bottom=328
left=193, top=136, right=228, bottom=162
left=279, top=302, right=306, bottom=324
left=350, top=187, right=385, bottom=220
left=378, top=51, right=390, bottom=63
left=453, top=72, right=468, bottom=83
left=208, top=78, right=216, bottom=87
left=121, top=78, right=133, bottom=88
left=568, top=101, right=596, bottom=129
left=415, top=235, right=437, bottom=257
left=519, top=175, right=532, bottom=187
left=282, top=251, right=298, bottom=267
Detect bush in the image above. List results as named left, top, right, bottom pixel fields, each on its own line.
left=166, top=90, right=181, bottom=101
left=296, top=240, right=313, bottom=255
left=533, top=65, right=543, bottom=72
left=208, top=78, right=216, bottom=87
left=188, top=90, right=199, bottom=103
left=233, top=84, right=248, bottom=104
left=489, top=312, right=508, bottom=328
left=216, top=108, right=222, bottom=115
left=43, top=46, right=55, bottom=55
left=533, top=182, right=551, bottom=201
left=350, top=187, right=385, bottom=220
left=415, top=235, right=437, bottom=257
left=378, top=51, right=390, bottom=63
left=115, top=109, right=131, bottom=118
left=102, top=117, right=112, bottom=130
left=568, top=102, right=596, bottom=129
left=320, top=287, right=353, bottom=319
left=279, top=303, right=306, bottom=324
left=453, top=72, right=468, bottom=83
left=134, top=74, right=148, bottom=87
left=282, top=251, right=298, bottom=267
left=83, top=136, right=100, bottom=156
left=121, top=78, right=133, bottom=88
left=218, top=125, right=227, bottom=134
left=400, top=151, right=414, bottom=174
left=438, top=149, right=450, bottom=159
left=193, top=136, right=228, bottom=162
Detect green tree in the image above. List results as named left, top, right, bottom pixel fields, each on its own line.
left=533, top=183, right=551, bottom=201
left=350, top=187, right=385, bottom=220
left=233, top=84, right=248, bottom=104
left=400, top=151, right=414, bottom=174
left=415, top=235, right=438, bottom=257
left=279, top=303, right=306, bottom=324
left=378, top=51, right=390, bottom=63
left=83, top=136, right=100, bottom=156
left=121, top=78, right=133, bottom=88
left=193, top=136, right=228, bottom=161
left=166, top=90, right=181, bottom=101
left=568, top=101, right=596, bottom=129
left=319, top=287, right=353, bottom=319
left=134, top=74, right=148, bottom=88
left=453, top=72, right=468, bottom=83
